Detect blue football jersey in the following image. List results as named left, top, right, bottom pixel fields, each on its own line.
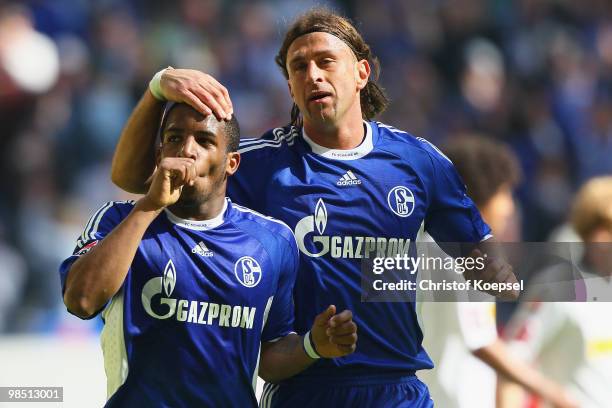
left=228, top=121, right=491, bottom=383
left=59, top=199, right=299, bottom=407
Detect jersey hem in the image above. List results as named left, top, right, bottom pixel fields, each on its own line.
left=279, top=371, right=419, bottom=387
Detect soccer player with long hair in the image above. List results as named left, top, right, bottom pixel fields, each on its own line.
left=111, top=9, right=517, bottom=407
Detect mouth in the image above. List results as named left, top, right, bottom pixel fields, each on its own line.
left=308, top=91, right=333, bottom=103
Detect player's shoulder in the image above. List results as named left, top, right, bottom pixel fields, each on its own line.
left=89, top=199, right=136, bottom=219
left=76, top=200, right=135, bottom=248
left=229, top=201, right=296, bottom=249
left=237, top=125, right=300, bottom=157
left=374, top=121, right=453, bottom=165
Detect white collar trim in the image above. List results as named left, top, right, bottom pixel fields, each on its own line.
left=302, top=121, right=373, bottom=160
left=164, top=199, right=227, bottom=231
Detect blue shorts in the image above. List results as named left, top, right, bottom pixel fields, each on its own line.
left=259, top=375, right=434, bottom=408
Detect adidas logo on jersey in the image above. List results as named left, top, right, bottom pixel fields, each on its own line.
left=192, top=241, right=214, bottom=257
left=336, top=170, right=361, bottom=186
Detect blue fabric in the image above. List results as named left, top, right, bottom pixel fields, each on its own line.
left=260, top=375, right=434, bottom=408
left=60, top=199, right=299, bottom=407
left=228, top=121, right=491, bottom=385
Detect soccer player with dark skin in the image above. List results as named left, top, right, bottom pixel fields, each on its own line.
left=63, top=104, right=357, bottom=406
left=111, top=9, right=518, bottom=407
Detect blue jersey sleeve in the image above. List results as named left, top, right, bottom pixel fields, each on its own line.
left=261, top=229, right=299, bottom=342
left=228, top=127, right=296, bottom=212
left=59, top=201, right=131, bottom=296
left=421, top=141, right=492, bottom=243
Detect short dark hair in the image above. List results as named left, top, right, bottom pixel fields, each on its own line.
left=224, top=115, right=240, bottom=152
left=160, top=102, right=240, bottom=152
left=276, top=8, right=389, bottom=127
left=442, top=135, right=521, bottom=207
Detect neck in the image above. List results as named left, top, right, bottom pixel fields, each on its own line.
left=167, top=189, right=227, bottom=221
left=302, top=108, right=365, bottom=149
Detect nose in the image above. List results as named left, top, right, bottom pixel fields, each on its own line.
left=179, top=136, right=198, bottom=160
left=306, top=60, right=323, bottom=84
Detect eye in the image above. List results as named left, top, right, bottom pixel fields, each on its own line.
left=197, top=136, right=215, bottom=147
left=291, top=62, right=307, bottom=72
left=164, top=134, right=182, bottom=144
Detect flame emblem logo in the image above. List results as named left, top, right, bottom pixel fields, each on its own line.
left=163, top=259, right=176, bottom=297
left=294, top=198, right=331, bottom=258
left=142, top=259, right=178, bottom=320
left=314, top=198, right=327, bottom=235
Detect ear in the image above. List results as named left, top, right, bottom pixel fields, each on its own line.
left=355, top=59, right=370, bottom=91
left=226, top=152, right=241, bottom=176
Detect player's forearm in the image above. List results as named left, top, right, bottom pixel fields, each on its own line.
left=63, top=199, right=162, bottom=318
left=259, top=334, right=316, bottom=383
left=497, top=375, right=527, bottom=408
left=475, top=340, right=571, bottom=405
left=474, top=341, right=540, bottom=392
left=111, top=90, right=162, bottom=194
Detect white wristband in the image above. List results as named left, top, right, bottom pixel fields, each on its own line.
left=149, top=67, right=171, bottom=100
left=303, top=330, right=321, bottom=359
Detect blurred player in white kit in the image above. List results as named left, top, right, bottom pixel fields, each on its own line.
left=419, top=136, right=578, bottom=408
left=499, top=176, right=612, bottom=408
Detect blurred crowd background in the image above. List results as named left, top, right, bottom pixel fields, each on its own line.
left=0, top=0, right=611, bottom=334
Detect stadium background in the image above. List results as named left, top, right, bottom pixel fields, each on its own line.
left=0, top=0, right=611, bottom=406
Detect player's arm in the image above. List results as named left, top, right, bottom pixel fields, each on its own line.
left=455, top=303, right=577, bottom=407
left=463, top=240, right=520, bottom=300
left=111, top=68, right=232, bottom=193
left=456, top=303, right=576, bottom=407
left=421, top=142, right=519, bottom=299
left=110, top=90, right=162, bottom=194
left=64, top=157, right=197, bottom=318
left=258, top=305, right=357, bottom=383
left=496, top=302, right=578, bottom=408
left=257, top=230, right=357, bottom=383
left=497, top=374, right=577, bottom=408
left=474, top=341, right=578, bottom=408
left=497, top=375, right=529, bottom=408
